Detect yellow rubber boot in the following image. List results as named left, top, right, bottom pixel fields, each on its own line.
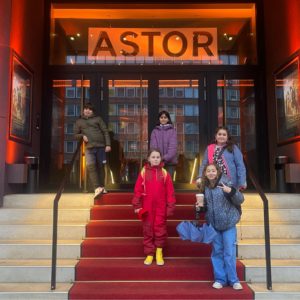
left=156, top=248, right=164, bottom=266
left=144, top=255, right=154, bottom=265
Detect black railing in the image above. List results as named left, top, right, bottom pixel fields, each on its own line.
left=51, top=140, right=83, bottom=290
left=243, top=155, right=272, bottom=290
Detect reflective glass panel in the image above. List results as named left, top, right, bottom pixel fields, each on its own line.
left=107, top=80, right=148, bottom=184
left=50, top=79, right=90, bottom=186
left=159, top=79, right=200, bottom=184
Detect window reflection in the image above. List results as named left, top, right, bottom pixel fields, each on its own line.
left=159, top=79, right=200, bottom=184
left=108, top=80, right=148, bottom=184
left=50, top=79, right=90, bottom=186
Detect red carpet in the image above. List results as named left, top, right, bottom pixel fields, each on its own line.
left=81, top=238, right=211, bottom=257
left=90, top=204, right=199, bottom=220
left=70, top=282, right=253, bottom=300
left=69, top=192, right=254, bottom=300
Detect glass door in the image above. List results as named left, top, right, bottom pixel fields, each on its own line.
left=158, top=79, right=201, bottom=184
left=105, top=76, right=204, bottom=188
left=213, top=74, right=260, bottom=181
left=48, top=76, right=91, bottom=189
left=107, top=79, right=148, bottom=185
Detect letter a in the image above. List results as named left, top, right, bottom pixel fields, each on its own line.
left=92, top=31, right=117, bottom=56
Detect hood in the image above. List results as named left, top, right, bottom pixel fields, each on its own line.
left=217, top=174, right=232, bottom=187
left=144, top=161, right=165, bottom=170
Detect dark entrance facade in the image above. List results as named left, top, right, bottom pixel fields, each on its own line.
left=40, top=2, right=268, bottom=191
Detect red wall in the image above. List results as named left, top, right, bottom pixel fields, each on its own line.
left=0, top=0, right=44, bottom=203
left=0, top=0, right=12, bottom=204
left=264, top=0, right=300, bottom=190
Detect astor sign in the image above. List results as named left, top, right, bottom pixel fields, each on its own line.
left=88, top=28, right=218, bottom=60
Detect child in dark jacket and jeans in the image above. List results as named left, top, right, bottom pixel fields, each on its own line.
left=196, top=163, right=244, bottom=290
left=74, top=103, right=111, bottom=199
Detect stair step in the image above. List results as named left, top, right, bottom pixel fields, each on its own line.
left=0, top=208, right=91, bottom=224
left=0, top=240, right=82, bottom=259
left=75, top=258, right=245, bottom=281
left=243, top=259, right=300, bottom=283
left=90, top=205, right=200, bottom=220
left=69, top=281, right=253, bottom=300
left=242, top=193, right=300, bottom=209
left=4, top=193, right=300, bottom=209
left=90, top=205, right=300, bottom=222
left=249, top=283, right=300, bottom=300
left=97, top=192, right=200, bottom=205
left=81, top=237, right=211, bottom=258
left=238, top=239, right=300, bottom=259
left=3, top=194, right=94, bottom=209
left=86, top=220, right=300, bottom=239
left=0, top=283, right=71, bottom=300
left=0, top=224, right=86, bottom=240
left=1, top=206, right=299, bottom=224
left=0, top=259, right=76, bottom=283
left=240, top=209, right=300, bottom=222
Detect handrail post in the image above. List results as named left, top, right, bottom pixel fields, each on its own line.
left=51, top=198, right=59, bottom=290
left=243, top=155, right=272, bottom=290
left=263, top=199, right=272, bottom=290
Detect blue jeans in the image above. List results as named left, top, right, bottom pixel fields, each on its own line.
left=85, top=147, right=106, bottom=189
left=211, top=226, right=239, bottom=286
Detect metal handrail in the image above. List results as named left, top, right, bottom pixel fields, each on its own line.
left=243, top=155, right=272, bottom=290
left=51, top=140, right=83, bottom=290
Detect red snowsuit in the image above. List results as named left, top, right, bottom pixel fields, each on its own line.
left=132, top=163, right=176, bottom=255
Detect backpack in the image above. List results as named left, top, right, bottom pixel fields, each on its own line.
left=216, top=175, right=242, bottom=216
left=224, top=193, right=242, bottom=215
left=140, top=166, right=168, bottom=183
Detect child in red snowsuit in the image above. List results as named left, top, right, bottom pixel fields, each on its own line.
left=132, top=149, right=176, bottom=266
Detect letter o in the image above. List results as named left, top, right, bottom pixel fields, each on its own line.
left=163, top=31, right=187, bottom=57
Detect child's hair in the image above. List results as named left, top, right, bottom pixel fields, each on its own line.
left=214, top=126, right=234, bottom=152
left=83, top=102, right=95, bottom=112
left=198, top=163, right=222, bottom=192
left=147, top=148, right=162, bottom=159
left=157, top=111, right=173, bottom=125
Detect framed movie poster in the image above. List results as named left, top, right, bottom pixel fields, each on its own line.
left=275, top=51, right=300, bottom=145
left=9, top=52, right=33, bottom=144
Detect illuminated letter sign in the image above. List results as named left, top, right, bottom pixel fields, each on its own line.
left=88, top=28, right=218, bottom=61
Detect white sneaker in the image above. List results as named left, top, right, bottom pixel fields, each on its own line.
left=212, top=282, right=223, bottom=289
left=94, top=187, right=104, bottom=199
left=233, top=282, right=243, bottom=290
left=102, top=188, right=108, bottom=194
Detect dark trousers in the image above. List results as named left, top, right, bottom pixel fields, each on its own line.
left=86, top=147, right=106, bottom=189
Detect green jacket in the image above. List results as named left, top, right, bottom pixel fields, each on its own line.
left=74, top=114, right=111, bottom=149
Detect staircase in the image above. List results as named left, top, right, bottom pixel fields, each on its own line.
left=237, top=193, right=300, bottom=299
left=0, top=193, right=93, bottom=299
left=0, top=192, right=299, bottom=299
left=69, top=192, right=253, bottom=299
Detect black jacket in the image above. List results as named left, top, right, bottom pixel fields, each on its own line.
left=74, top=114, right=111, bottom=149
